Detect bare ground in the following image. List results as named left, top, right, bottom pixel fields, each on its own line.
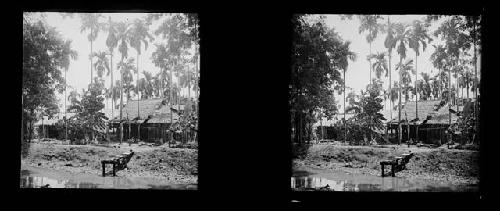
left=21, top=141, right=198, bottom=185
left=293, top=142, right=479, bottom=186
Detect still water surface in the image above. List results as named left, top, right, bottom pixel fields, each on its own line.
left=291, top=167, right=477, bottom=192
left=20, top=166, right=197, bottom=190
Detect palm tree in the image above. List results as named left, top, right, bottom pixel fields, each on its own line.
left=343, top=69, right=346, bottom=143
left=61, top=40, right=78, bottom=141
left=105, top=16, right=119, bottom=122
left=138, top=71, right=154, bottom=99
left=130, top=18, right=153, bottom=141
left=358, top=15, right=383, bottom=86
left=117, top=57, right=136, bottom=142
left=461, top=69, right=474, bottom=99
left=431, top=45, right=448, bottom=100
left=369, top=52, right=389, bottom=80
left=91, top=50, right=111, bottom=125
left=418, top=72, right=432, bottom=100
left=92, top=51, right=111, bottom=79
left=115, top=21, right=132, bottom=143
left=396, top=59, right=415, bottom=102
left=390, top=82, right=400, bottom=110
left=383, top=16, right=396, bottom=143
left=118, top=58, right=137, bottom=102
left=193, top=22, right=200, bottom=116
left=408, top=20, right=432, bottom=121
left=111, top=82, right=121, bottom=110
left=389, top=22, right=411, bottom=145
left=79, top=13, right=104, bottom=86
left=368, top=52, right=388, bottom=108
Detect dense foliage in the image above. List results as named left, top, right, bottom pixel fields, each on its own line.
left=291, top=15, right=356, bottom=149
left=340, top=83, right=386, bottom=145
left=65, top=80, right=107, bottom=143
left=23, top=14, right=77, bottom=144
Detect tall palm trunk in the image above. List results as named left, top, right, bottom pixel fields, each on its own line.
left=461, top=75, right=464, bottom=101
left=22, top=96, right=24, bottom=144
left=194, top=23, right=199, bottom=116
left=187, top=66, right=191, bottom=142
left=137, top=53, right=140, bottom=141
left=448, top=66, right=451, bottom=144
left=415, top=51, right=418, bottom=119
left=161, top=68, right=164, bottom=98
left=107, top=54, right=112, bottom=141
left=170, top=63, right=174, bottom=144
left=414, top=51, right=418, bottom=143
left=195, top=46, right=199, bottom=115
left=369, top=42, right=372, bottom=86
left=188, top=66, right=191, bottom=112
left=90, top=27, right=94, bottom=86
left=368, top=42, right=372, bottom=143
left=438, top=68, right=442, bottom=100
left=110, top=53, right=114, bottom=121
left=65, top=68, right=68, bottom=141
left=386, top=15, right=392, bottom=144
left=119, top=57, right=124, bottom=144
left=343, top=68, right=346, bottom=144
left=456, top=73, right=459, bottom=111
left=466, top=75, right=469, bottom=99
left=473, top=27, right=478, bottom=143
left=398, top=58, right=402, bottom=145
left=320, top=115, right=323, bottom=141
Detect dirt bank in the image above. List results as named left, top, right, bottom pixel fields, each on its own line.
left=293, top=143, right=479, bottom=186
left=21, top=141, right=198, bottom=185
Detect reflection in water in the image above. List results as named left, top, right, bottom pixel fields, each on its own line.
left=291, top=176, right=475, bottom=192
left=20, top=175, right=152, bottom=189
left=291, top=177, right=382, bottom=191
left=20, top=176, right=69, bottom=188
left=21, top=165, right=197, bottom=189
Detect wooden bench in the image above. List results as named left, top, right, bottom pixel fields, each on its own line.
left=101, top=150, right=135, bottom=177
left=380, top=152, right=414, bottom=177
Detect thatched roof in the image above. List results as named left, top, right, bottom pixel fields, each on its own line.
left=112, top=98, right=183, bottom=124
left=388, top=100, right=461, bottom=125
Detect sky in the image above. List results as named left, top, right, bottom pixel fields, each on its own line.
left=34, top=12, right=198, bottom=111
left=320, top=15, right=480, bottom=112
left=28, top=13, right=480, bottom=115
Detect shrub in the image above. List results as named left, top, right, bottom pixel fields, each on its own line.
left=21, top=140, right=30, bottom=159
left=292, top=143, right=311, bottom=159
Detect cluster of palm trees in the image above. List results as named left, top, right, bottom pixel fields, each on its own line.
left=62, top=13, right=199, bottom=143
left=343, top=15, right=480, bottom=144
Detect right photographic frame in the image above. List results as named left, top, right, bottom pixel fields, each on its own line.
left=290, top=14, right=481, bottom=192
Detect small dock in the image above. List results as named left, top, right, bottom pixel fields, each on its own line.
left=380, top=152, right=414, bottom=177
left=101, top=150, right=135, bottom=177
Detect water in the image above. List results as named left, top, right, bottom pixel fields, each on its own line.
left=20, top=166, right=197, bottom=190
left=291, top=167, right=477, bottom=192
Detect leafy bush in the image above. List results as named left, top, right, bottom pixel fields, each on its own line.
left=292, top=143, right=311, bottom=159
left=21, top=140, right=30, bottom=159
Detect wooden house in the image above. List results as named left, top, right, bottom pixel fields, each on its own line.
left=109, top=98, right=185, bottom=142
left=386, top=100, right=461, bottom=145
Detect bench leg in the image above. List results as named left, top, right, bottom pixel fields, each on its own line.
left=391, top=164, right=395, bottom=177
left=113, top=163, right=116, bottom=177
left=102, top=162, right=105, bottom=177
left=381, top=164, right=384, bottom=177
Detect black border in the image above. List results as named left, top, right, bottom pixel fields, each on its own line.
left=10, top=1, right=494, bottom=208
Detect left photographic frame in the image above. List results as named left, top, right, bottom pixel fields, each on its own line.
left=21, top=12, right=199, bottom=190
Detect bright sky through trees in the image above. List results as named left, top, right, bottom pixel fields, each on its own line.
left=322, top=15, right=480, bottom=112
left=38, top=12, right=197, bottom=110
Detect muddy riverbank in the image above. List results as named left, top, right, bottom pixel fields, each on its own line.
left=21, top=141, right=198, bottom=187
left=292, top=143, right=479, bottom=191
left=20, top=164, right=197, bottom=189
